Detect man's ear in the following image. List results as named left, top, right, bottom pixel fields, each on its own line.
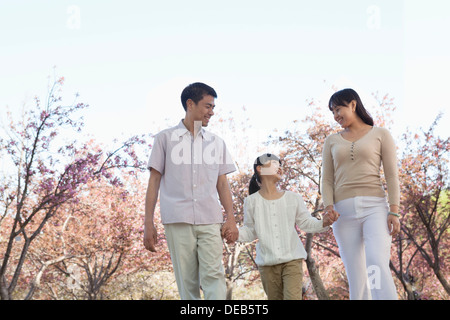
left=186, top=99, right=195, bottom=111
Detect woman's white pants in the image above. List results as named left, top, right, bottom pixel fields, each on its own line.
left=333, top=196, right=398, bottom=300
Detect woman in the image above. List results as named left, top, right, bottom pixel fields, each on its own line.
left=321, top=88, right=400, bottom=300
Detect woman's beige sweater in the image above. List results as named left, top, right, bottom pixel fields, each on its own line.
left=321, top=126, right=400, bottom=207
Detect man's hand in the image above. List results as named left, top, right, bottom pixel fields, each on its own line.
left=222, top=219, right=238, bottom=244
left=144, top=223, right=158, bottom=252
left=144, top=169, right=161, bottom=253
left=216, top=174, right=238, bottom=244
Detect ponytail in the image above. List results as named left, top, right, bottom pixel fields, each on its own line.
left=249, top=173, right=260, bottom=195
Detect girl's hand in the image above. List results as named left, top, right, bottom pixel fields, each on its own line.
left=323, top=209, right=340, bottom=227
left=221, top=221, right=238, bottom=244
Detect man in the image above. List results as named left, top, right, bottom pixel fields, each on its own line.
left=144, top=82, right=238, bottom=300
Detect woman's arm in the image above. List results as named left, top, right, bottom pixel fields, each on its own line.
left=321, top=137, right=335, bottom=208
left=381, top=128, right=401, bottom=236
left=381, top=128, right=400, bottom=208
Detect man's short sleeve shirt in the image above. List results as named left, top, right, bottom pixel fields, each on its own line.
left=148, top=120, right=236, bottom=225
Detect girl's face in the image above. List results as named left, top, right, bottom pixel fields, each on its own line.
left=259, top=160, right=283, bottom=181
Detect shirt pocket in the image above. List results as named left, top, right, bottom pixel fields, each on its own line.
left=204, top=163, right=219, bottom=184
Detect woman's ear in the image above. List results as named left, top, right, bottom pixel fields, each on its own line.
left=350, top=100, right=357, bottom=112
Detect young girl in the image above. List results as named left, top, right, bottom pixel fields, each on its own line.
left=231, top=153, right=339, bottom=300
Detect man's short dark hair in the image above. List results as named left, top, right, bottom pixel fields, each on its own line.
left=181, top=82, right=217, bottom=111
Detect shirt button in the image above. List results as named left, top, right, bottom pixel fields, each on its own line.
left=194, top=199, right=197, bottom=202
left=193, top=184, right=197, bottom=188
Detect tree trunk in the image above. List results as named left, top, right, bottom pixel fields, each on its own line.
left=223, top=242, right=242, bottom=300
left=226, top=279, right=233, bottom=300
left=305, top=233, right=330, bottom=300
left=402, top=279, right=417, bottom=300
left=389, top=261, right=418, bottom=300
left=0, top=276, right=10, bottom=300
left=434, top=269, right=450, bottom=296
left=25, top=254, right=74, bottom=300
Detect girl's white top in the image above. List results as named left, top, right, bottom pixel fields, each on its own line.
left=238, top=191, right=328, bottom=266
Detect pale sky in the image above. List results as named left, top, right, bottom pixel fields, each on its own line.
left=1, top=0, right=449, bottom=165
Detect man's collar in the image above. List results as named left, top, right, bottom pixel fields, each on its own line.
left=175, top=119, right=188, bottom=137
left=175, top=119, right=211, bottom=139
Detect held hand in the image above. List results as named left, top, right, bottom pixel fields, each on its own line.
left=223, top=229, right=238, bottom=244
left=388, top=215, right=400, bottom=237
left=144, top=224, right=158, bottom=252
left=323, top=209, right=340, bottom=227
left=222, top=220, right=238, bottom=244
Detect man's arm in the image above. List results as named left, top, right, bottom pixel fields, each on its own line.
left=144, top=169, right=162, bottom=252
left=216, top=174, right=238, bottom=243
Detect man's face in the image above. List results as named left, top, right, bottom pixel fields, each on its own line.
left=188, top=95, right=215, bottom=127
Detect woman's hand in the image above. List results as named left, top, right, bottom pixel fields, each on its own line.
left=323, top=208, right=340, bottom=227
left=388, top=215, right=400, bottom=237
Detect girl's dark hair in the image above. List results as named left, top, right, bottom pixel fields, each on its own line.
left=328, top=88, right=374, bottom=126
left=181, top=82, right=217, bottom=111
left=249, top=153, right=281, bottom=195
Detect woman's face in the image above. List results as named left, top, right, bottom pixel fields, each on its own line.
left=331, top=100, right=357, bottom=128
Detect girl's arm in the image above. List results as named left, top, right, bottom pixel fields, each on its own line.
left=237, top=197, right=258, bottom=242
left=295, top=194, right=329, bottom=233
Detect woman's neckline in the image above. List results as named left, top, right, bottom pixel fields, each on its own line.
left=338, top=126, right=374, bottom=143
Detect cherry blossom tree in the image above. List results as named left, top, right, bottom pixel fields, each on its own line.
left=392, top=113, right=449, bottom=299
left=2, top=76, right=447, bottom=300
left=0, top=76, right=149, bottom=300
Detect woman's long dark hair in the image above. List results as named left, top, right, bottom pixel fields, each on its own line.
left=328, top=88, right=374, bottom=126
left=249, top=153, right=281, bottom=195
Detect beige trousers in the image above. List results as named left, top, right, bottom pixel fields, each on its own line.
left=258, top=259, right=303, bottom=300
left=164, top=223, right=226, bottom=300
